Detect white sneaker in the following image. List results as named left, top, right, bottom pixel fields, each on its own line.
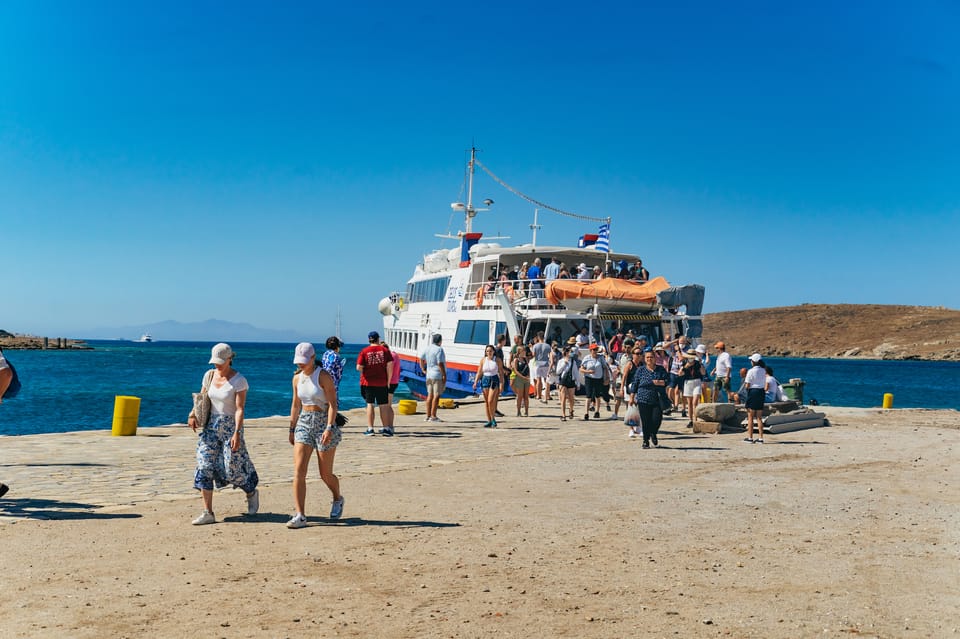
left=286, top=513, right=307, bottom=529
left=628, top=430, right=637, bottom=438
left=246, top=489, right=259, bottom=516
left=192, top=510, right=215, bottom=525
left=424, top=416, right=432, bottom=422
left=330, top=496, right=345, bottom=519
left=429, top=416, right=443, bottom=423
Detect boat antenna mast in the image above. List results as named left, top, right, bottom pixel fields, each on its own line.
left=438, top=147, right=507, bottom=240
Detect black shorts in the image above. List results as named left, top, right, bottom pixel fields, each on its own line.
left=388, top=383, right=399, bottom=394
left=667, top=373, right=682, bottom=389
left=745, top=388, right=765, bottom=410
left=585, top=377, right=604, bottom=399
left=361, top=385, right=390, bottom=406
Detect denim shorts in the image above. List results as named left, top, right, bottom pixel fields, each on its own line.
left=294, top=410, right=342, bottom=452
left=480, top=375, right=499, bottom=390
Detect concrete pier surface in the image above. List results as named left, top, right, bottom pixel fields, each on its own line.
left=1, top=401, right=958, bottom=638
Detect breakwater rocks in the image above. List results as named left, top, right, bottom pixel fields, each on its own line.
left=0, top=334, right=91, bottom=350
left=705, top=304, right=960, bottom=362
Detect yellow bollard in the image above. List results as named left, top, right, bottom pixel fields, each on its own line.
left=112, top=395, right=141, bottom=436
left=882, top=393, right=894, bottom=409
left=397, top=399, right=418, bottom=415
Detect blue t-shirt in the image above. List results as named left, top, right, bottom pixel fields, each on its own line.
left=422, top=344, right=446, bottom=380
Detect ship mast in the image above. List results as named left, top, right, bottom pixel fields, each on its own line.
left=451, top=147, right=493, bottom=235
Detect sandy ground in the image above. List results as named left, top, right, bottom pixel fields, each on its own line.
left=1, top=401, right=958, bottom=638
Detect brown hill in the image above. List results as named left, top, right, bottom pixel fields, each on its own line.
left=703, top=304, right=960, bottom=361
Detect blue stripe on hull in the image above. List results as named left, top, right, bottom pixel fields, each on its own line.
left=398, top=358, right=514, bottom=399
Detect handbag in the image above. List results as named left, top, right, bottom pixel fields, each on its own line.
left=190, top=369, right=215, bottom=428
left=658, top=390, right=672, bottom=412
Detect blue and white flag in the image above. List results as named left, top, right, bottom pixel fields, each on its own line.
left=596, top=223, right=610, bottom=253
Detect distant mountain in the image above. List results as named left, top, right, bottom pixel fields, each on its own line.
left=82, top=319, right=314, bottom=343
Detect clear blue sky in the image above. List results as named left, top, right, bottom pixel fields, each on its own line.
left=2, top=1, right=957, bottom=342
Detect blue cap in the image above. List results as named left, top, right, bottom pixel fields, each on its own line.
left=643, top=346, right=653, bottom=352
left=368, top=331, right=380, bottom=340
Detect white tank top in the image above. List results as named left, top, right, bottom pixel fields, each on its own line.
left=297, top=368, right=328, bottom=407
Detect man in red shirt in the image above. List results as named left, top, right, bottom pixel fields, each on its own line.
left=357, top=331, right=395, bottom=436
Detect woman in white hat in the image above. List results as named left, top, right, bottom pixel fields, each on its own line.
left=680, top=348, right=706, bottom=428
left=287, top=342, right=344, bottom=529
left=188, top=343, right=259, bottom=525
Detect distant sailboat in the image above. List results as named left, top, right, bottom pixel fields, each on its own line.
left=336, top=306, right=342, bottom=341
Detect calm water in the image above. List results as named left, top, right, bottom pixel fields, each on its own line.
left=0, top=341, right=413, bottom=436
left=0, top=341, right=957, bottom=436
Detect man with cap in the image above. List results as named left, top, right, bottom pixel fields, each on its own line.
left=579, top=343, right=607, bottom=420
left=357, top=331, right=395, bottom=436
left=420, top=333, right=447, bottom=423
left=711, top=342, right=733, bottom=403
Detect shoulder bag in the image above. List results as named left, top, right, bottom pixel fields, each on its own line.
left=190, top=369, right=215, bottom=429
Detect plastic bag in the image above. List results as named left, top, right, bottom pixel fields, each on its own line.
left=624, top=404, right=641, bottom=427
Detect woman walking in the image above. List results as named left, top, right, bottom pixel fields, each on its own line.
left=511, top=345, right=532, bottom=417
left=632, top=350, right=669, bottom=448
left=555, top=345, right=582, bottom=422
left=681, top=349, right=706, bottom=428
left=473, top=345, right=503, bottom=428
left=188, top=343, right=259, bottom=525
left=619, top=346, right=643, bottom=437
left=287, top=342, right=344, bottom=529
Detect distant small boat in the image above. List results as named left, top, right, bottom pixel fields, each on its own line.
left=135, top=333, right=153, bottom=343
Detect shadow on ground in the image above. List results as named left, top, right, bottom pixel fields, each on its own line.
left=223, top=513, right=460, bottom=528
left=0, top=497, right=142, bottom=521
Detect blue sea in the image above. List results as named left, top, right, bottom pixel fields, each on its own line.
left=0, top=340, right=957, bottom=436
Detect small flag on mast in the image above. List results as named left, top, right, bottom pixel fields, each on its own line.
left=596, top=223, right=610, bottom=253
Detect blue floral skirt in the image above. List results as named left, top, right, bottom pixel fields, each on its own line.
left=194, top=414, right=259, bottom=493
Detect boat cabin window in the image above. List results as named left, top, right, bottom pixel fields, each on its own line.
left=454, top=320, right=506, bottom=346
left=406, top=276, right=452, bottom=304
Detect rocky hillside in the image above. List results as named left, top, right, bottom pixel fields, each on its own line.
left=703, top=304, right=960, bottom=361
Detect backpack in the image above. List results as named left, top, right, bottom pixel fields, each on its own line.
left=2, top=357, right=21, bottom=399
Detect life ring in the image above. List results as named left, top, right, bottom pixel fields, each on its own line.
left=503, top=283, right=515, bottom=302
left=475, top=287, right=485, bottom=307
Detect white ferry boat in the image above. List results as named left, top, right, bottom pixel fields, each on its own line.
left=379, top=149, right=704, bottom=399
left=135, top=333, right=153, bottom=343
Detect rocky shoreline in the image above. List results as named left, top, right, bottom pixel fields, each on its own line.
left=0, top=334, right=91, bottom=350
left=704, top=303, right=960, bottom=362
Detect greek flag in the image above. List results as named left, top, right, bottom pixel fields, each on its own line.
left=596, top=223, right=610, bottom=253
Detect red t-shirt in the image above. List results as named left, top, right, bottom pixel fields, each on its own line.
left=357, top=345, right=393, bottom=387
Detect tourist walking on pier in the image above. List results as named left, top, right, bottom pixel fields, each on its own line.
left=681, top=349, right=706, bottom=428
left=320, top=336, right=345, bottom=390
left=287, top=342, right=344, bottom=529
left=556, top=344, right=582, bottom=422
left=579, top=344, right=606, bottom=420
left=188, top=343, right=259, bottom=525
left=744, top=354, right=767, bottom=443
left=420, top=333, right=447, bottom=422
left=531, top=332, right=552, bottom=402
left=711, top=341, right=733, bottom=403
left=473, top=345, right=503, bottom=428
left=357, top=331, right=394, bottom=436
left=633, top=350, right=669, bottom=448
left=510, top=344, right=531, bottom=417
